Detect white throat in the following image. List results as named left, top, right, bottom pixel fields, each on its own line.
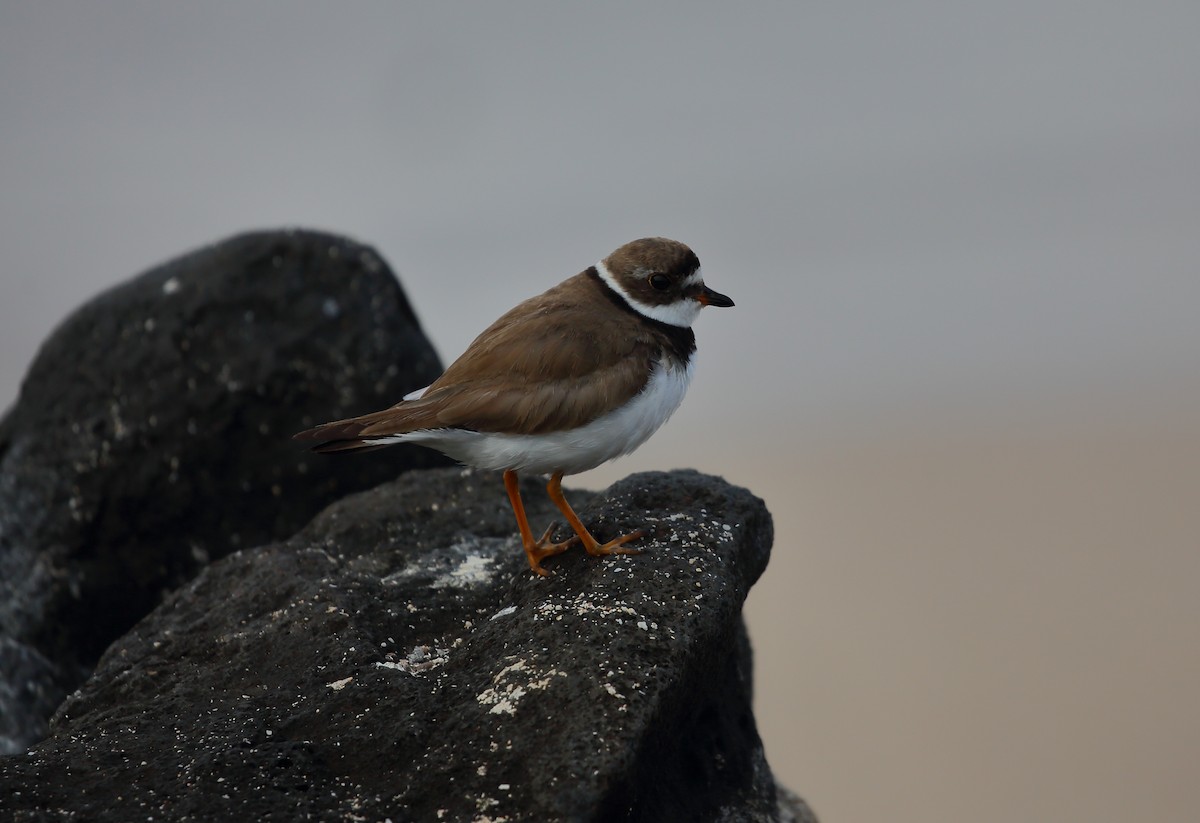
left=595, top=260, right=702, bottom=328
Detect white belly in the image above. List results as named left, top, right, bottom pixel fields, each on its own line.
left=377, top=358, right=694, bottom=475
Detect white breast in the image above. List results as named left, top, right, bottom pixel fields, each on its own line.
left=376, top=358, right=695, bottom=476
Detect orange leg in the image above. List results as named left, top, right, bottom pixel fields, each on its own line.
left=546, top=471, right=645, bottom=558
left=504, top=469, right=576, bottom=576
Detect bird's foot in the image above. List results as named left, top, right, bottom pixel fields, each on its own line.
left=523, top=525, right=578, bottom=577
left=582, top=529, right=646, bottom=557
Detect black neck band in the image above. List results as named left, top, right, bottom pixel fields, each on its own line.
left=585, top=267, right=697, bottom=362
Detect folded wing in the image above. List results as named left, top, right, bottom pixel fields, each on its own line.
left=294, top=274, right=660, bottom=451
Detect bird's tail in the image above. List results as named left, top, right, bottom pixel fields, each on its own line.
left=293, top=403, right=433, bottom=453
left=306, top=438, right=391, bottom=454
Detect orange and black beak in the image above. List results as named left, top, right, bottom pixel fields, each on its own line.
left=696, top=285, right=734, bottom=308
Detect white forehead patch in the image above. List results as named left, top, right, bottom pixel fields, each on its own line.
left=595, top=260, right=703, bottom=328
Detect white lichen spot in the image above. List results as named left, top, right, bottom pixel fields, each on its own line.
left=432, top=551, right=496, bottom=589
left=603, top=683, right=626, bottom=700
left=359, top=251, right=382, bottom=273
left=327, top=677, right=353, bottom=691
left=377, top=644, right=450, bottom=675
left=109, top=402, right=129, bottom=439
left=476, top=660, right=567, bottom=715
left=161, top=276, right=181, bottom=295
left=490, top=605, right=517, bottom=621
left=322, top=297, right=340, bottom=318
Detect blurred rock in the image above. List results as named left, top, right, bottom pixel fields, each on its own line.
left=0, top=229, right=448, bottom=753
left=0, top=467, right=810, bottom=822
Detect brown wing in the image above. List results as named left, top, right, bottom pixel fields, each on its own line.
left=294, top=272, right=659, bottom=446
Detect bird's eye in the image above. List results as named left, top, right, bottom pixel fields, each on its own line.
left=648, top=273, right=671, bottom=291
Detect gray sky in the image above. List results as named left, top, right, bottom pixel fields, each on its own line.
left=3, top=3, right=1197, bottom=423
left=3, top=4, right=1199, bottom=821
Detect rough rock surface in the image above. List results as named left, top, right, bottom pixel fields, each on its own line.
left=0, top=229, right=448, bottom=753
left=0, top=467, right=814, bottom=822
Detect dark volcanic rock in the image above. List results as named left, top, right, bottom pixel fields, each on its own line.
left=0, top=468, right=812, bottom=822
left=0, top=229, right=448, bottom=753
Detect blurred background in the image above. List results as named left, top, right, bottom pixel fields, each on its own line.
left=2, top=3, right=1198, bottom=820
